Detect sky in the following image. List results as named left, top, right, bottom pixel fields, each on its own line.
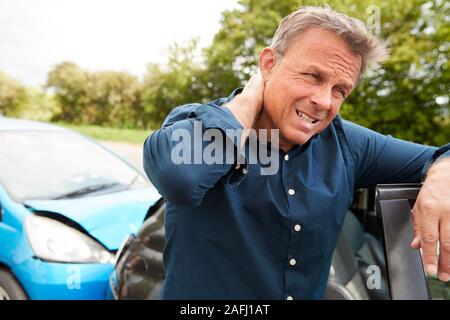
left=0, top=0, right=239, bottom=87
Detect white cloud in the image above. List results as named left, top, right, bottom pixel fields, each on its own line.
left=0, top=0, right=238, bottom=86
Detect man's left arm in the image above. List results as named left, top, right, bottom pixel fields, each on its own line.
left=342, top=120, right=450, bottom=281
left=411, top=150, right=450, bottom=282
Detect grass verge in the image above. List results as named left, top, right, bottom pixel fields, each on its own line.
left=58, top=123, right=151, bottom=144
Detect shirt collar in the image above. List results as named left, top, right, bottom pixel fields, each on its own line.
left=226, top=87, right=244, bottom=103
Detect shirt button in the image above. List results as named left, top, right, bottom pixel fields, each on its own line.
left=288, top=189, right=295, bottom=196
left=294, top=224, right=302, bottom=232
left=286, top=296, right=294, bottom=300
left=284, top=154, right=289, bottom=161
left=289, top=258, right=297, bottom=266
left=242, top=168, right=247, bottom=174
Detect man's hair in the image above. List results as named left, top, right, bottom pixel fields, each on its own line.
left=270, top=6, right=389, bottom=75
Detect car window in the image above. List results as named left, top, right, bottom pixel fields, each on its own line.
left=0, top=131, right=149, bottom=201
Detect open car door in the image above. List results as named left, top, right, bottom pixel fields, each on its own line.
left=375, top=183, right=430, bottom=300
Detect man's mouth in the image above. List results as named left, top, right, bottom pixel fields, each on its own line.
left=296, top=110, right=319, bottom=124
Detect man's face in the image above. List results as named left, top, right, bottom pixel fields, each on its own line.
left=260, top=27, right=362, bottom=151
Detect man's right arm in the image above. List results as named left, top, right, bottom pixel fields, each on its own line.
left=143, top=103, right=245, bottom=207
left=143, top=73, right=264, bottom=207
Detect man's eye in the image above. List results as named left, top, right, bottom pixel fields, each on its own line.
left=303, top=73, right=317, bottom=79
left=336, top=89, right=346, bottom=98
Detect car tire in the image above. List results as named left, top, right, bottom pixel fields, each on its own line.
left=0, top=268, right=28, bottom=300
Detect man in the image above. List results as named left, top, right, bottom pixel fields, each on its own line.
left=143, top=7, right=450, bottom=299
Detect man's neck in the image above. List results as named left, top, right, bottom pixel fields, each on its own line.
left=254, top=109, right=292, bottom=153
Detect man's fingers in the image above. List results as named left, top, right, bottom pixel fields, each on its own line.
left=438, top=217, right=450, bottom=282
left=240, top=71, right=265, bottom=114
left=244, top=70, right=264, bottom=92
left=410, top=206, right=421, bottom=249
left=410, top=235, right=421, bottom=249
left=419, top=213, right=440, bottom=276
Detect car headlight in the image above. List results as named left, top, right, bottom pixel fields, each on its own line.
left=25, top=214, right=114, bottom=264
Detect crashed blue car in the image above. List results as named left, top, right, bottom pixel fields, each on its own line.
left=0, top=117, right=160, bottom=299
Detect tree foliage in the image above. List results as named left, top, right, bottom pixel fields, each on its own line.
left=0, top=71, right=28, bottom=117
left=140, top=39, right=209, bottom=128
left=203, top=0, right=449, bottom=145
left=46, top=62, right=143, bottom=128
left=202, top=0, right=300, bottom=98
left=3, top=1, right=448, bottom=145
left=18, top=88, right=59, bottom=122
left=330, top=0, right=450, bottom=146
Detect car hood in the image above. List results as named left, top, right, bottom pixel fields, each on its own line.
left=23, top=187, right=161, bottom=251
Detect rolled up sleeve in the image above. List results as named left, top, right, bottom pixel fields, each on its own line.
left=420, top=143, right=450, bottom=180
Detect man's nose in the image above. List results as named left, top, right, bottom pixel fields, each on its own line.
left=309, top=85, right=332, bottom=112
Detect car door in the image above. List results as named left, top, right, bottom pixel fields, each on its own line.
left=375, top=184, right=428, bottom=299
left=375, top=183, right=450, bottom=300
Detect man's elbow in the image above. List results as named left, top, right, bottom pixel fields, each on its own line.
left=152, top=172, right=204, bottom=207
left=164, top=188, right=203, bottom=207
left=144, top=160, right=203, bottom=207
left=143, top=134, right=205, bottom=207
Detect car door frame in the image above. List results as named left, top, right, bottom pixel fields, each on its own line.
left=375, top=183, right=430, bottom=300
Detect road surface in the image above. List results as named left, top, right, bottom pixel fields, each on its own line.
left=100, top=141, right=144, bottom=174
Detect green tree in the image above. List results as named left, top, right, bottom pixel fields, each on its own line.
left=46, top=62, right=143, bottom=128
left=335, top=0, right=450, bottom=146
left=18, top=88, right=59, bottom=122
left=203, top=0, right=300, bottom=98
left=46, top=62, right=90, bottom=123
left=202, top=0, right=449, bottom=145
left=0, top=71, right=28, bottom=117
left=87, top=71, right=143, bottom=128
left=141, top=39, right=209, bottom=128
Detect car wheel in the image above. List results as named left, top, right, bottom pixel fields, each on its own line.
left=0, top=268, right=28, bottom=300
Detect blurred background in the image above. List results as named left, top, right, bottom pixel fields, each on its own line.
left=1, top=0, right=448, bottom=147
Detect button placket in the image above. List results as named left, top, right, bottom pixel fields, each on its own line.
left=283, top=152, right=300, bottom=301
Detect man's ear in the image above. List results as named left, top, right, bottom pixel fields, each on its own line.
left=259, top=47, right=278, bottom=82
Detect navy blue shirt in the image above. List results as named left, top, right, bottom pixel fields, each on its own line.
left=143, top=89, right=450, bottom=300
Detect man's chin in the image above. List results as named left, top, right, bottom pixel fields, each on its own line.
left=279, top=133, right=313, bottom=151
left=292, top=131, right=315, bottom=144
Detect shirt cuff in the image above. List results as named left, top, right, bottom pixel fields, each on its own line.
left=421, top=143, right=450, bottom=181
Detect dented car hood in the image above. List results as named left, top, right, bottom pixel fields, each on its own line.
left=24, top=187, right=161, bottom=251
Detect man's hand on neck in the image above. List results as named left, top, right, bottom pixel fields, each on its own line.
left=225, top=71, right=265, bottom=149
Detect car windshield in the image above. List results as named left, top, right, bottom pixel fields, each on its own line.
left=0, top=130, right=149, bottom=201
